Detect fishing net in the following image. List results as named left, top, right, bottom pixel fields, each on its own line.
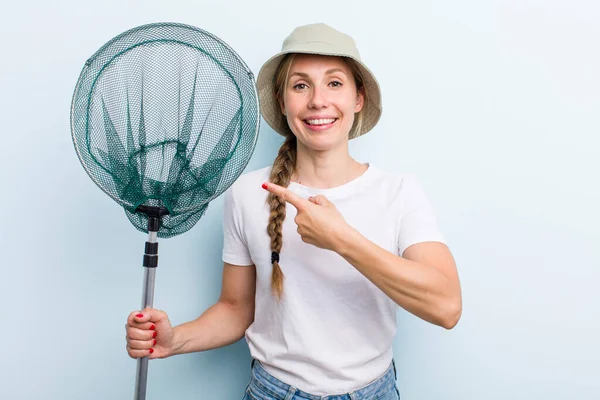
left=71, top=22, right=259, bottom=238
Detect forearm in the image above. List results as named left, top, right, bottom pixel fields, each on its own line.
left=171, top=300, right=253, bottom=355
left=337, top=228, right=461, bottom=329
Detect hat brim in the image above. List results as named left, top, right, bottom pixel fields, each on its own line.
left=256, top=49, right=382, bottom=139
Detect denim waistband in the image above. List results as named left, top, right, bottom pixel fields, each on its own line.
left=246, top=359, right=398, bottom=400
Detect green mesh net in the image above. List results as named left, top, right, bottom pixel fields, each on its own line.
left=70, top=22, right=259, bottom=237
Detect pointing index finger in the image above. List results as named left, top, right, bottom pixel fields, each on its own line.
left=262, top=182, right=306, bottom=210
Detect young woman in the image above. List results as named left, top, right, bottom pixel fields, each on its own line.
left=125, top=23, right=462, bottom=400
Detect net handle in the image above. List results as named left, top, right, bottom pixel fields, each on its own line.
left=134, top=206, right=167, bottom=400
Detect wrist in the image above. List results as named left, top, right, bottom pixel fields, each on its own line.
left=334, top=224, right=362, bottom=256
left=170, top=325, right=186, bottom=356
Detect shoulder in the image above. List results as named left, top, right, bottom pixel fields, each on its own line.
left=364, top=165, right=426, bottom=197
left=224, top=165, right=272, bottom=204
left=362, top=165, right=439, bottom=217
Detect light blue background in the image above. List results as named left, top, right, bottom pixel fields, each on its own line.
left=1, top=1, right=598, bottom=399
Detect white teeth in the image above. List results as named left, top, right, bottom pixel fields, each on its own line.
left=305, top=118, right=336, bottom=125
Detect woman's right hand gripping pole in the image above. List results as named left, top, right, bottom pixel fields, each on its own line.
left=126, top=308, right=174, bottom=359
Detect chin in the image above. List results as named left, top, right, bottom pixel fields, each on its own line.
left=303, top=136, right=345, bottom=152
left=292, top=123, right=350, bottom=151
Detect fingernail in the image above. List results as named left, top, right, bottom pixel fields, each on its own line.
left=136, top=314, right=144, bottom=318
left=153, top=339, right=157, bottom=346
left=150, top=324, right=155, bottom=330
left=153, top=331, right=157, bottom=338
left=262, top=183, right=268, bottom=190
left=149, top=348, right=154, bottom=354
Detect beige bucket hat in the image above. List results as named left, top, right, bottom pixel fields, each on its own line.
left=256, top=23, right=382, bottom=139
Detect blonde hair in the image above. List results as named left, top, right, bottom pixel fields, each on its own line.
left=267, top=54, right=366, bottom=300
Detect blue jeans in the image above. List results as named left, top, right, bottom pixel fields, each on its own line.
left=242, top=359, right=400, bottom=400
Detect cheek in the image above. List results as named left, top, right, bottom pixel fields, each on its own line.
left=341, top=100, right=359, bottom=119
left=287, top=101, right=301, bottom=115
left=337, top=92, right=360, bottom=112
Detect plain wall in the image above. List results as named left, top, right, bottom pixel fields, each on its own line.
left=1, top=0, right=598, bottom=399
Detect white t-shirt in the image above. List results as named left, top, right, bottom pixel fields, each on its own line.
left=222, top=163, right=446, bottom=395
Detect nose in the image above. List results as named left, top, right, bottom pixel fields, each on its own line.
left=308, top=86, right=328, bottom=109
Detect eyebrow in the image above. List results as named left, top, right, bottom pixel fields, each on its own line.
left=289, top=68, right=347, bottom=79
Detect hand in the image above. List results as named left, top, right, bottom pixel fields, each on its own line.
left=262, top=182, right=352, bottom=252
left=125, top=307, right=174, bottom=359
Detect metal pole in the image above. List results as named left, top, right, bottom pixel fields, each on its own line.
left=134, top=229, right=158, bottom=400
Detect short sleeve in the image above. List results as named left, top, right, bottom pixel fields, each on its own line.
left=222, top=186, right=254, bottom=266
left=397, top=174, right=447, bottom=257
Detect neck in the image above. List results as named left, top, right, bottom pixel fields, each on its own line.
left=291, top=141, right=367, bottom=189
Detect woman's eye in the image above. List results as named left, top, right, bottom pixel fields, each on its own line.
left=293, top=83, right=307, bottom=90
left=330, top=81, right=342, bottom=87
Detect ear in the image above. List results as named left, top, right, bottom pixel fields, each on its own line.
left=354, top=87, right=365, bottom=113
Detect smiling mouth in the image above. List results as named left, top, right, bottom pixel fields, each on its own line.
left=303, top=118, right=338, bottom=126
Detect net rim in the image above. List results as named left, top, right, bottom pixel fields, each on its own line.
left=70, top=22, right=260, bottom=215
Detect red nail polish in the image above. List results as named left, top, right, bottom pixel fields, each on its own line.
left=150, top=324, right=155, bottom=330
left=153, top=331, right=157, bottom=338
left=262, top=183, right=268, bottom=189
left=153, top=339, right=157, bottom=346
left=149, top=348, right=154, bottom=354
left=136, top=314, right=143, bottom=318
